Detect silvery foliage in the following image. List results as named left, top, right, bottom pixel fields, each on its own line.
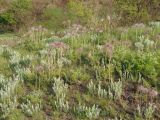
left=39, top=47, right=71, bottom=67
left=24, top=26, right=48, bottom=42
left=21, top=99, right=41, bottom=117
left=97, top=45, right=103, bottom=51
left=52, top=77, right=68, bottom=99
left=0, top=45, right=4, bottom=55
left=149, top=21, right=160, bottom=27
left=109, top=80, right=122, bottom=99
left=0, top=75, right=20, bottom=100
left=4, top=47, right=33, bottom=79
left=97, top=82, right=107, bottom=98
left=39, top=49, right=48, bottom=58
left=87, top=80, right=108, bottom=98
left=86, top=105, right=101, bottom=119
left=9, top=51, right=21, bottom=65
left=14, top=67, right=31, bottom=79
left=0, top=75, right=7, bottom=88
left=40, top=60, right=50, bottom=68
left=87, top=80, right=96, bottom=95
left=57, top=57, right=71, bottom=69
left=144, top=103, right=156, bottom=119
left=9, top=51, right=32, bottom=68
left=0, top=75, right=20, bottom=118
left=0, top=97, right=17, bottom=118
left=38, top=48, right=56, bottom=66
left=75, top=103, right=101, bottom=119
left=135, top=35, right=154, bottom=51
left=136, top=103, right=155, bottom=119
left=55, top=97, right=69, bottom=112
left=57, top=58, right=63, bottom=68
left=90, top=34, right=98, bottom=43
left=0, top=45, right=11, bottom=55
left=52, top=77, right=69, bottom=111
left=0, top=40, right=32, bottom=119
left=87, top=80, right=122, bottom=100
left=2, top=45, right=33, bottom=66
left=19, top=55, right=33, bottom=66
left=0, top=79, right=18, bottom=100
left=58, top=57, right=71, bottom=66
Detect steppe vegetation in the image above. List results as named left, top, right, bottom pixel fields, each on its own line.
left=0, top=0, right=160, bottom=120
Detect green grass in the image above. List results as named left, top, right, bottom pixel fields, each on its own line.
left=0, top=24, right=160, bottom=120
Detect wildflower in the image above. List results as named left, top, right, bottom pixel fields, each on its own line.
left=137, top=85, right=149, bottom=94
left=103, top=43, right=114, bottom=59
left=35, top=65, right=44, bottom=73
left=148, top=89, right=158, bottom=99
left=49, top=41, right=69, bottom=50
left=132, top=23, right=145, bottom=28
left=64, top=24, right=88, bottom=37
left=137, top=85, right=158, bottom=99
left=76, top=47, right=84, bottom=54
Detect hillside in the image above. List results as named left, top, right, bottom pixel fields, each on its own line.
left=0, top=0, right=160, bottom=120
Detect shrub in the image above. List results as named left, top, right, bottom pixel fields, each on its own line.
left=74, top=103, right=101, bottom=119
left=0, top=12, right=16, bottom=25
left=0, top=0, right=33, bottom=31
left=67, top=0, right=93, bottom=24
left=10, top=0, right=33, bottom=28
left=42, top=7, right=67, bottom=30
left=0, top=11, right=16, bottom=32
left=114, top=47, right=158, bottom=82
left=115, top=0, right=160, bottom=25
left=52, top=77, right=69, bottom=112
left=21, top=99, right=41, bottom=117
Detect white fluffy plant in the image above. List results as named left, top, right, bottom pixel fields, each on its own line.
left=0, top=45, right=4, bottom=55
left=0, top=74, right=20, bottom=119
left=86, top=104, right=101, bottom=119
left=87, top=80, right=96, bottom=95
left=54, top=96, right=69, bottom=112
left=21, top=99, right=41, bottom=117
left=109, top=80, right=122, bottom=100
left=0, top=75, right=20, bottom=100
left=87, top=80, right=108, bottom=98
left=87, top=80, right=122, bottom=100
left=97, top=82, right=107, bottom=98
left=135, top=35, right=154, bottom=51
left=0, top=45, right=12, bottom=56
left=75, top=103, right=101, bottom=119
left=136, top=103, right=156, bottom=119
left=144, top=103, right=156, bottom=119
left=9, top=51, right=21, bottom=65
left=0, top=75, right=7, bottom=88
left=52, top=77, right=69, bottom=112
left=0, top=97, right=17, bottom=119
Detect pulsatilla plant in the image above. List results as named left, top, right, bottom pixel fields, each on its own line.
left=87, top=80, right=122, bottom=100
left=21, top=99, right=41, bottom=117
left=0, top=74, right=20, bottom=119
left=74, top=103, right=101, bottom=119
left=52, top=77, right=69, bottom=112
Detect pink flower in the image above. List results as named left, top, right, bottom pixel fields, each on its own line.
left=49, top=41, right=69, bottom=49
left=35, top=65, right=44, bottom=73
left=103, top=43, right=114, bottom=58
left=76, top=47, right=84, bottom=54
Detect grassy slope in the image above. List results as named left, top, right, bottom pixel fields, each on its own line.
left=0, top=24, right=160, bottom=120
